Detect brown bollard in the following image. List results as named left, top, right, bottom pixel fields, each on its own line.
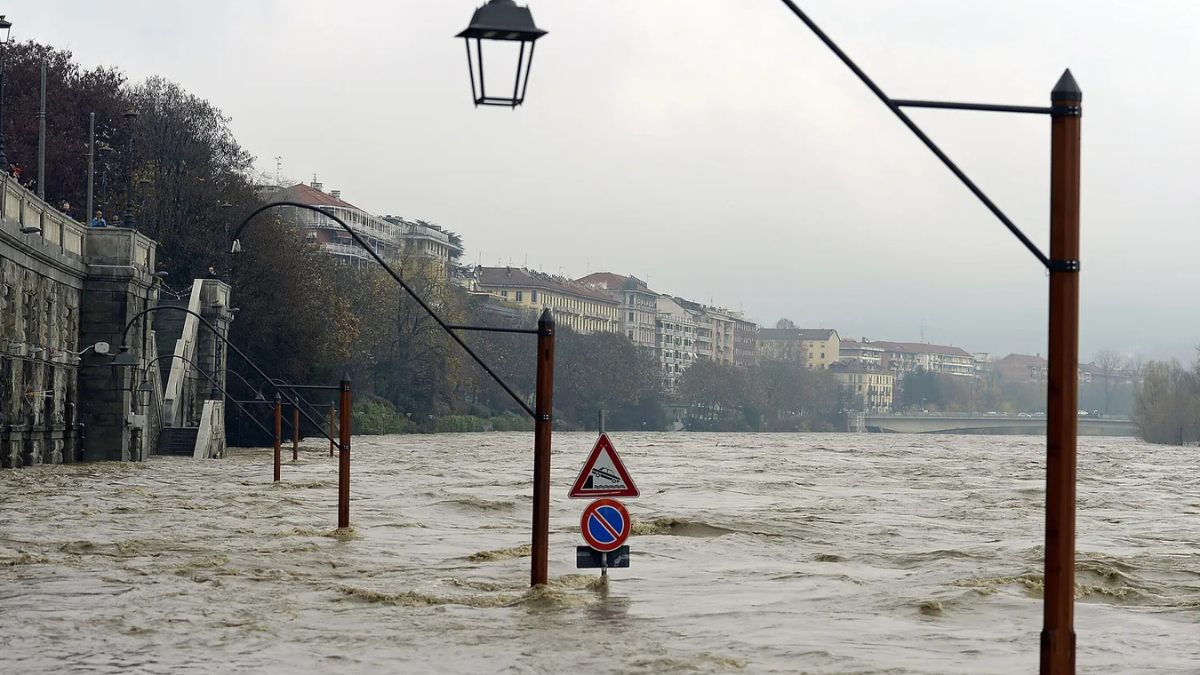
left=530, top=309, right=556, bottom=587
left=1041, top=69, right=1082, bottom=675
left=273, top=394, right=282, bottom=482
left=293, top=407, right=299, bottom=461
left=337, top=375, right=352, bottom=529
left=329, top=403, right=336, bottom=457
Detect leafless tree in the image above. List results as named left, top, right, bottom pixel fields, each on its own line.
left=1092, top=348, right=1124, bottom=415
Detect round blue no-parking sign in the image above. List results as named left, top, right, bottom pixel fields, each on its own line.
left=580, top=498, right=630, bottom=553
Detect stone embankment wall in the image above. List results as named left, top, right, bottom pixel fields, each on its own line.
left=0, top=175, right=158, bottom=468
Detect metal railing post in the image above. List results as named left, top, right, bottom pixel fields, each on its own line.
left=530, top=309, right=556, bottom=587
left=273, top=394, right=282, bottom=482
left=292, top=406, right=299, bottom=461
left=338, top=375, right=352, bottom=529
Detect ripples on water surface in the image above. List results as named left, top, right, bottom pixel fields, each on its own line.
left=1, top=433, right=1198, bottom=674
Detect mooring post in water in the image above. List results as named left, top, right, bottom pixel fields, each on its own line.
left=292, top=406, right=299, bottom=461
left=329, top=403, right=336, bottom=457
left=600, top=551, right=608, bottom=579
left=338, top=375, right=352, bottom=529
left=531, top=309, right=556, bottom=587
left=273, top=394, right=282, bottom=482
left=1041, top=69, right=1082, bottom=675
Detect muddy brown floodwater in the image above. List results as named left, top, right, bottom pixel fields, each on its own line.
left=1, top=433, right=1198, bottom=674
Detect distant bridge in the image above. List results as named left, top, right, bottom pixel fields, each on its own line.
left=865, top=413, right=1137, bottom=436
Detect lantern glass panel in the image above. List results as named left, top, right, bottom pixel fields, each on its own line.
left=458, top=1, right=546, bottom=108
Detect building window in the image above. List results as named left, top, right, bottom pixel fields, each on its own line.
left=516, top=291, right=523, bottom=302
left=531, top=291, right=537, bottom=303
left=501, top=291, right=508, bottom=298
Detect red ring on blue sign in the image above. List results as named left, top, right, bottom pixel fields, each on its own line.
left=580, top=498, right=630, bottom=553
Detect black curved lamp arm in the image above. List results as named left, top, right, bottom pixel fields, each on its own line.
left=118, top=305, right=337, bottom=445
left=228, top=201, right=536, bottom=418
left=776, top=0, right=1050, bottom=269
left=141, top=352, right=273, bottom=440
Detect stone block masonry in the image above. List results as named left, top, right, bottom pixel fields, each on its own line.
left=1, top=175, right=159, bottom=468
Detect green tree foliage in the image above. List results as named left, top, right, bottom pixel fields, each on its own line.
left=3, top=41, right=128, bottom=205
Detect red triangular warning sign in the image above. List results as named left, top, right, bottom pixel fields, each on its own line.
left=568, top=433, right=639, bottom=499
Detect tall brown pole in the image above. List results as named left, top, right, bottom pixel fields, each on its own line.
left=530, top=309, right=556, bottom=587
left=330, top=403, right=336, bottom=457
left=338, top=375, right=352, bottom=529
left=1041, top=69, right=1082, bottom=675
left=273, top=395, right=282, bottom=482
left=292, top=407, right=300, bottom=461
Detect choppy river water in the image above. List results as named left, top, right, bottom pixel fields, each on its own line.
left=1, top=433, right=1198, bottom=674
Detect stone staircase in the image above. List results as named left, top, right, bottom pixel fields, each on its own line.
left=157, top=426, right=200, bottom=456
left=153, top=299, right=188, bottom=387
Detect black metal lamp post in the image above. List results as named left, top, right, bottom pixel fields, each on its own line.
left=457, top=0, right=547, bottom=108
left=0, top=16, right=12, bottom=173
left=121, top=109, right=139, bottom=228
left=97, top=144, right=114, bottom=216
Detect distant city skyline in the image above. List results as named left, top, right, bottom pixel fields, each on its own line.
left=14, top=0, right=1199, bottom=362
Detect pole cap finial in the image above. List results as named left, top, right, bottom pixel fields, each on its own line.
left=1051, top=69, right=1082, bottom=102
left=538, top=308, right=554, bottom=327
left=340, top=372, right=352, bottom=384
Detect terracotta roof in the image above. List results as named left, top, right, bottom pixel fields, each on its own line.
left=577, top=272, right=653, bottom=294
left=758, top=328, right=838, bottom=342
left=265, top=183, right=361, bottom=210
left=997, top=353, right=1049, bottom=367
left=478, top=267, right=617, bottom=303
left=874, top=341, right=973, bottom=358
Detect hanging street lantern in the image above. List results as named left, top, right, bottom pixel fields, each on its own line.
left=136, top=379, right=154, bottom=407
left=457, top=0, right=547, bottom=108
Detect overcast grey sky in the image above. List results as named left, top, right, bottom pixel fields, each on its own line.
left=15, top=1, right=1200, bottom=361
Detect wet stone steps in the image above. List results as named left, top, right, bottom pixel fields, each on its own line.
left=157, top=427, right=199, bottom=456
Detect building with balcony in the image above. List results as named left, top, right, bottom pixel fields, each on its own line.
left=840, top=338, right=885, bottom=368
left=733, top=315, right=758, bottom=368
left=757, top=328, right=840, bottom=369
left=577, top=272, right=657, bottom=350
left=876, top=341, right=975, bottom=377
left=656, top=295, right=697, bottom=391
left=831, top=364, right=895, bottom=413
left=473, top=266, right=619, bottom=334
left=708, top=308, right=736, bottom=366
left=262, top=180, right=462, bottom=271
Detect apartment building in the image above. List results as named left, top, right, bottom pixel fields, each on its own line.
left=839, top=339, right=885, bottom=368
left=264, top=180, right=462, bottom=271
left=757, top=328, right=840, bottom=369
left=831, top=363, right=895, bottom=413
left=733, top=315, right=758, bottom=368
left=474, top=267, right=620, bottom=334
left=994, top=353, right=1049, bottom=383
left=876, top=342, right=974, bottom=377
left=656, top=295, right=697, bottom=391
left=577, top=272, right=657, bottom=350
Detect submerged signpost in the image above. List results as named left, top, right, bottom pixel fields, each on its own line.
left=572, top=413, right=638, bottom=576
